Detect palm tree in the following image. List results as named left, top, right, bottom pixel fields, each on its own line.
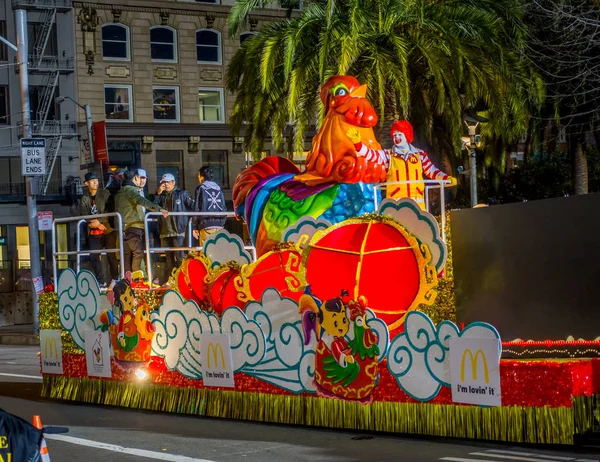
left=226, top=0, right=543, bottom=172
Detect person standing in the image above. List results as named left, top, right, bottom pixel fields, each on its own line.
left=154, top=173, right=194, bottom=280
left=137, top=169, right=148, bottom=197
left=193, top=166, right=227, bottom=245
left=79, top=172, right=118, bottom=289
left=115, top=169, right=168, bottom=279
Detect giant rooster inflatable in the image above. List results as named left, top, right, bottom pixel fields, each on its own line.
left=233, top=76, right=388, bottom=256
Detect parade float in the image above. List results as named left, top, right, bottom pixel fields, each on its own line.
left=38, top=76, right=600, bottom=445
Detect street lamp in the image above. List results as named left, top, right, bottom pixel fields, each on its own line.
left=55, top=96, right=94, bottom=164
left=463, top=113, right=488, bottom=208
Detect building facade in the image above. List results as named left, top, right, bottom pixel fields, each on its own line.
left=1, top=0, right=79, bottom=325
left=73, top=0, right=302, bottom=198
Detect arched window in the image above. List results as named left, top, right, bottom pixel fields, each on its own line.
left=240, top=32, right=256, bottom=45
left=196, top=29, right=221, bottom=64
left=150, top=26, right=177, bottom=62
left=102, top=24, right=130, bottom=60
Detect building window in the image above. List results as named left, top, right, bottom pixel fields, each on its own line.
left=198, top=88, right=224, bottom=123
left=196, top=0, right=218, bottom=3
left=196, top=29, right=221, bottom=64
left=104, top=85, right=133, bottom=122
left=27, top=22, right=58, bottom=56
left=153, top=86, right=179, bottom=123
left=202, top=150, right=229, bottom=188
left=102, top=24, right=130, bottom=60
left=150, top=26, right=177, bottom=62
left=0, top=21, right=7, bottom=61
left=156, top=150, right=184, bottom=189
left=0, top=86, right=7, bottom=125
left=240, top=32, right=256, bottom=45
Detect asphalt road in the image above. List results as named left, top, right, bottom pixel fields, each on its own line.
left=1, top=345, right=600, bottom=462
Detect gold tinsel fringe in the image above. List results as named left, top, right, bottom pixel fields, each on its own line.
left=42, top=376, right=578, bottom=445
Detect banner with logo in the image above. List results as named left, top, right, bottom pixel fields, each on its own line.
left=40, top=329, right=63, bottom=374
left=449, top=337, right=501, bottom=406
left=200, top=333, right=235, bottom=388
left=92, top=121, right=109, bottom=168
left=84, top=330, right=112, bottom=378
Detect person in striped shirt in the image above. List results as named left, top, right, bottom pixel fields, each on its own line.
left=347, top=120, right=456, bottom=210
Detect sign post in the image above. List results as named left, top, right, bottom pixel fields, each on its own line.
left=37, top=211, right=53, bottom=231
left=16, top=7, right=43, bottom=336
left=20, top=138, right=46, bottom=176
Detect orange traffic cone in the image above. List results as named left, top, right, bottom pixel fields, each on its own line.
left=32, top=415, right=51, bottom=462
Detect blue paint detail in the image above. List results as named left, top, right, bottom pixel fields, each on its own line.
left=320, top=183, right=380, bottom=224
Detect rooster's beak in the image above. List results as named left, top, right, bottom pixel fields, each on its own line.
left=350, top=84, right=367, bottom=98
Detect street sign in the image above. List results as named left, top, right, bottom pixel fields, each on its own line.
left=21, top=138, right=46, bottom=176
left=37, top=211, right=53, bottom=231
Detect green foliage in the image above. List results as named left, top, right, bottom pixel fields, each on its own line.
left=226, top=0, right=543, bottom=165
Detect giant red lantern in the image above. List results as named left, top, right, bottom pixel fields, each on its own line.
left=236, top=244, right=305, bottom=303
left=304, top=217, right=437, bottom=330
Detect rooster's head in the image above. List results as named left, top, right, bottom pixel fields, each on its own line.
left=320, top=75, right=378, bottom=128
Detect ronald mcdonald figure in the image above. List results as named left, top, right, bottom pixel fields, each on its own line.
left=348, top=120, right=456, bottom=211
left=386, top=120, right=456, bottom=209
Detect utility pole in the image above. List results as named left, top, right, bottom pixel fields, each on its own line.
left=85, top=104, right=95, bottom=163
left=468, top=125, right=478, bottom=208
left=16, top=8, right=42, bottom=335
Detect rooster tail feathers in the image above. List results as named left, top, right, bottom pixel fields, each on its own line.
left=232, top=156, right=301, bottom=221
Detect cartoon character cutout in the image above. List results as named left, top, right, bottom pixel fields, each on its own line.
left=100, top=272, right=155, bottom=362
left=300, top=289, right=380, bottom=404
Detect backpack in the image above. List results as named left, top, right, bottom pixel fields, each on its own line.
left=200, top=184, right=226, bottom=228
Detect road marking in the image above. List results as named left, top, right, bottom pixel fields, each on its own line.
left=441, top=458, right=509, bottom=462
left=484, top=450, right=574, bottom=461
left=45, top=434, right=218, bottom=462
left=470, top=453, right=580, bottom=462
left=0, top=372, right=42, bottom=380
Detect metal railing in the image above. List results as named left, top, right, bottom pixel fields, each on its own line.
left=144, top=211, right=256, bottom=286
left=373, top=179, right=451, bottom=242
left=17, top=120, right=78, bottom=137
left=11, top=0, right=72, bottom=9
left=0, top=178, right=82, bottom=197
left=52, top=213, right=125, bottom=287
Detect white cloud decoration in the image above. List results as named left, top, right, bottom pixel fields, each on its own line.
left=244, top=289, right=317, bottom=393
left=202, top=229, right=252, bottom=269
left=387, top=311, right=501, bottom=401
left=151, top=290, right=265, bottom=379
left=378, top=198, right=447, bottom=272
left=58, top=269, right=109, bottom=350
left=282, top=217, right=331, bottom=248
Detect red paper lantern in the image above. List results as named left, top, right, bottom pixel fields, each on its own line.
left=207, top=264, right=245, bottom=315
left=238, top=245, right=305, bottom=303
left=305, top=217, right=437, bottom=330
left=175, top=254, right=210, bottom=306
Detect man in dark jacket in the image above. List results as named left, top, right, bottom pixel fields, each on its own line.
left=154, top=173, right=194, bottom=280
left=192, top=166, right=227, bottom=246
left=115, top=169, right=168, bottom=277
left=79, top=172, right=117, bottom=289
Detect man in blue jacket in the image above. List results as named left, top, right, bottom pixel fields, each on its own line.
left=154, top=173, right=195, bottom=281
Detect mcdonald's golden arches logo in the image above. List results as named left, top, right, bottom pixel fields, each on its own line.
left=460, top=348, right=489, bottom=383
left=44, top=336, right=59, bottom=359
left=206, top=342, right=226, bottom=369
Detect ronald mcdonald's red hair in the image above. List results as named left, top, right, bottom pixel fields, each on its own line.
left=390, top=120, right=414, bottom=144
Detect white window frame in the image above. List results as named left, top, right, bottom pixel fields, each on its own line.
left=150, top=25, right=178, bottom=63
left=196, top=28, right=222, bottom=65
left=101, top=24, right=130, bottom=61
left=198, top=87, right=225, bottom=124
left=152, top=86, right=180, bottom=123
left=104, top=84, right=133, bottom=123
left=239, top=32, right=256, bottom=45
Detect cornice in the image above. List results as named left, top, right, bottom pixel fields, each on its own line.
left=72, top=1, right=295, bottom=21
